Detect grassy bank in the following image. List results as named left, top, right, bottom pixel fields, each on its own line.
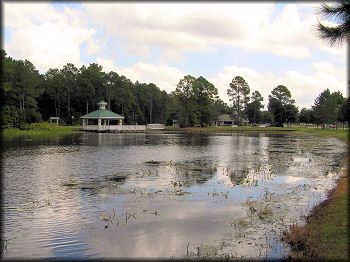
left=165, top=126, right=298, bottom=132
left=281, top=128, right=349, bottom=260
left=165, top=126, right=349, bottom=141
left=292, top=127, right=349, bottom=143
left=1, top=123, right=83, bottom=138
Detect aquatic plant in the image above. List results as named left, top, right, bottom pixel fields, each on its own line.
left=1, top=238, right=8, bottom=255
left=100, top=209, right=116, bottom=228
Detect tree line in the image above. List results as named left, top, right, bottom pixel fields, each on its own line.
left=1, top=49, right=348, bottom=129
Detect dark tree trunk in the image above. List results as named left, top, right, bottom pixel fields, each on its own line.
left=55, top=100, right=57, bottom=117
left=149, top=100, right=153, bottom=124
left=58, top=100, right=61, bottom=118
left=68, top=90, right=70, bottom=115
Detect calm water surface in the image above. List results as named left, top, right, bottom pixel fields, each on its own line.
left=1, top=132, right=347, bottom=259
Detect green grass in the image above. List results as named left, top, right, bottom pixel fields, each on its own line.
left=166, top=126, right=297, bottom=132
left=165, top=125, right=348, bottom=141
left=282, top=175, right=349, bottom=259
left=292, top=127, right=349, bottom=143
left=1, top=123, right=83, bottom=137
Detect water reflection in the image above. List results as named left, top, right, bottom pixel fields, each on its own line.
left=2, top=132, right=347, bottom=259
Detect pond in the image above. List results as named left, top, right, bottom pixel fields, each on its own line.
left=1, top=132, right=347, bottom=259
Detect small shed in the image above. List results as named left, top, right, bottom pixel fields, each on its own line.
left=49, top=117, right=60, bottom=125
left=81, top=100, right=125, bottom=131
left=213, top=114, right=249, bottom=126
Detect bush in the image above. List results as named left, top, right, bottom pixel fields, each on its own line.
left=1, top=105, right=20, bottom=129
left=26, top=122, right=57, bottom=131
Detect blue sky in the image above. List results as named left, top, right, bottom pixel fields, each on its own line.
left=3, top=2, right=347, bottom=109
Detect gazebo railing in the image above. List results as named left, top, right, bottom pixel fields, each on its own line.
left=83, top=125, right=146, bottom=131
left=146, top=124, right=165, bottom=129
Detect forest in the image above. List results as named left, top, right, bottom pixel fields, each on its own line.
left=1, top=49, right=349, bottom=129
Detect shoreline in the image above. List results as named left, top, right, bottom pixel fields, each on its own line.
left=281, top=131, right=349, bottom=259
left=282, top=158, right=349, bottom=259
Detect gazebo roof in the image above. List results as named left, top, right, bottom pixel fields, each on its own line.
left=217, top=114, right=234, bottom=121
left=98, top=100, right=108, bottom=106
left=216, top=114, right=248, bottom=122
left=81, top=109, right=125, bottom=119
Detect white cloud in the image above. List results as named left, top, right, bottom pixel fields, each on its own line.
left=85, top=39, right=103, bottom=56
left=312, top=61, right=337, bottom=73
left=83, top=2, right=345, bottom=60
left=95, top=57, right=119, bottom=73
left=125, top=45, right=152, bottom=57
left=4, top=3, right=93, bottom=73
left=209, top=61, right=346, bottom=110
left=96, top=58, right=185, bottom=94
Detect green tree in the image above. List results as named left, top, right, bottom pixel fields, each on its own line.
left=1, top=51, right=17, bottom=108
left=77, top=63, right=105, bottom=114
left=285, top=104, right=299, bottom=125
left=316, top=0, right=350, bottom=46
left=193, top=76, right=218, bottom=127
left=152, top=90, right=170, bottom=124
left=261, top=111, right=274, bottom=124
left=246, top=90, right=264, bottom=124
left=174, top=75, right=198, bottom=127
left=337, top=97, right=350, bottom=123
left=227, top=76, right=250, bottom=125
left=144, top=83, right=160, bottom=124
left=60, top=63, right=79, bottom=120
left=212, top=98, right=231, bottom=118
left=299, top=108, right=316, bottom=126
left=1, top=52, right=44, bottom=127
left=45, top=68, right=64, bottom=117
left=312, top=89, right=345, bottom=127
left=268, top=85, right=297, bottom=126
left=13, top=59, right=43, bottom=123
left=0, top=105, right=20, bottom=128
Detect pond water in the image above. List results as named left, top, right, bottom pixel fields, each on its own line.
left=1, top=132, right=347, bottom=259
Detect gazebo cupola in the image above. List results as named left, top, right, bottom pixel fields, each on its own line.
left=98, top=100, right=107, bottom=110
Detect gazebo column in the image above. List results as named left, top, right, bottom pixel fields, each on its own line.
left=119, top=119, right=122, bottom=126
left=104, top=119, right=107, bottom=131
left=98, top=118, right=102, bottom=131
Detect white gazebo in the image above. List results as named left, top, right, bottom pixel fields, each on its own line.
left=81, top=101, right=124, bottom=131
left=81, top=100, right=145, bottom=132
left=49, top=117, right=60, bottom=125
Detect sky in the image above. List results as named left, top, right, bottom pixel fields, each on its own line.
left=3, top=1, right=348, bottom=110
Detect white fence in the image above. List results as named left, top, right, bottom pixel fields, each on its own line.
left=83, top=125, right=146, bottom=132
left=147, top=124, right=165, bottom=129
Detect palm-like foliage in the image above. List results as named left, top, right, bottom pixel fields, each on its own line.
left=316, top=0, right=350, bottom=46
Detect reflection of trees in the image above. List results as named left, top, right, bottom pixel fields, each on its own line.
left=82, top=132, right=146, bottom=146
left=229, top=168, right=249, bottom=184
left=178, top=134, right=210, bottom=147
left=172, top=161, right=216, bottom=187
left=223, top=133, right=296, bottom=186
left=266, top=134, right=297, bottom=175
